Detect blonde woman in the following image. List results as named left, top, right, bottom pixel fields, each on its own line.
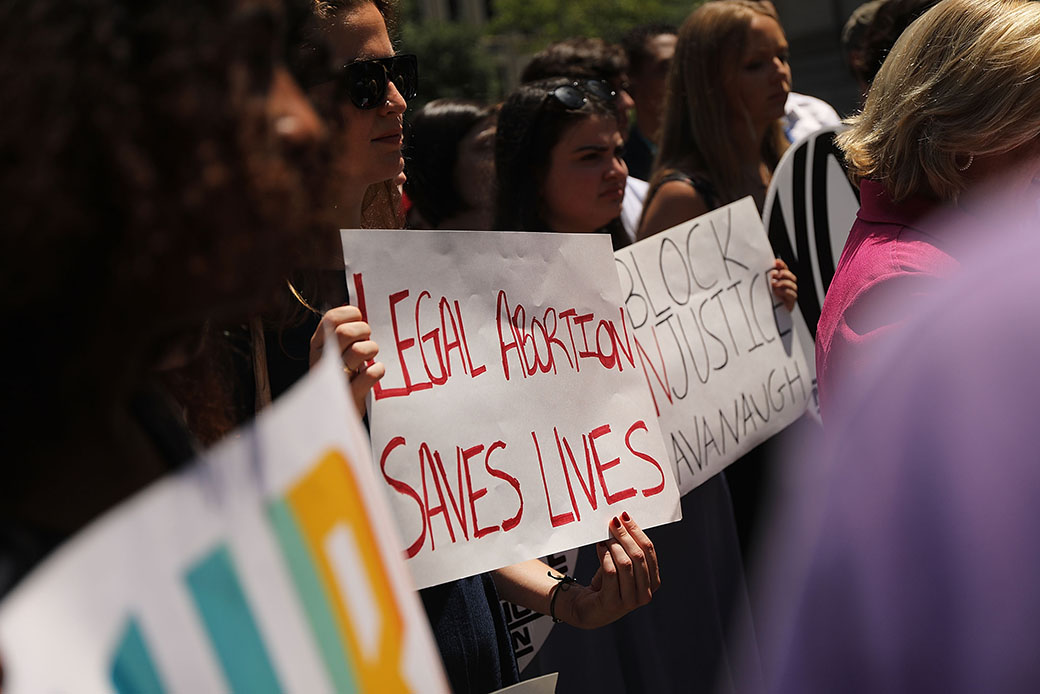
left=817, top=0, right=1040, bottom=421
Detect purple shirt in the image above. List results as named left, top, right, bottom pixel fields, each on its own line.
left=761, top=190, right=1040, bottom=694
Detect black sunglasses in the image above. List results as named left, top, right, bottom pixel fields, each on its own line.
left=546, top=79, right=618, bottom=109
left=313, top=54, right=418, bottom=110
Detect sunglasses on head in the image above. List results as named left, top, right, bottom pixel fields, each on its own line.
left=546, top=79, right=618, bottom=109
left=311, top=54, right=418, bottom=110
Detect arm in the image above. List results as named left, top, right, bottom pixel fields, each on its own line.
left=636, top=180, right=711, bottom=241
left=308, top=305, right=386, bottom=415
left=770, top=258, right=798, bottom=312
left=492, top=513, right=661, bottom=630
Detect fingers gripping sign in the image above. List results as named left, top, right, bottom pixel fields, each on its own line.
left=309, top=305, right=386, bottom=415
left=564, top=513, right=660, bottom=629
left=770, top=257, right=799, bottom=312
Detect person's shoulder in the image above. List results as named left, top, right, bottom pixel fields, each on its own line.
left=637, top=176, right=712, bottom=240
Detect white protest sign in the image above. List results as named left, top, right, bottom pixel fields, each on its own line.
left=763, top=125, right=859, bottom=417
left=614, top=197, right=812, bottom=495
left=0, top=350, right=448, bottom=694
left=342, top=229, right=681, bottom=590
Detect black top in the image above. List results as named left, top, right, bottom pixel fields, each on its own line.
left=624, top=125, right=656, bottom=182
left=645, top=170, right=719, bottom=213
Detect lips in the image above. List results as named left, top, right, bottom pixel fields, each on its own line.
left=600, top=186, right=625, bottom=201
left=372, top=129, right=403, bottom=144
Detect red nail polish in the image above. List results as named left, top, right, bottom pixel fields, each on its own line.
left=612, top=516, right=621, bottom=528
left=621, top=511, right=631, bottom=522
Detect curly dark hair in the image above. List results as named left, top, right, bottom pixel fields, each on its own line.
left=520, top=38, right=629, bottom=85
left=620, top=22, right=678, bottom=75
left=856, top=0, right=940, bottom=87
left=0, top=0, right=325, bottom=498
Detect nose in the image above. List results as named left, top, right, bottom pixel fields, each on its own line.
left=268, top=66, right=326, bottom=148
left=380, top=79, right=408, bottom=116
left=607, top=151, right=628, bottom=180
left=619, top=88, right=636, bottom=115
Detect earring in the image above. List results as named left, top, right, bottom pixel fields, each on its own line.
left=957, top=153, right=974, bottom=171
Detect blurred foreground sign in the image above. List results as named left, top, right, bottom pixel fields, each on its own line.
left=343, top=229, right=681, bottom=590
left=0, top=350, right=448, bottom=694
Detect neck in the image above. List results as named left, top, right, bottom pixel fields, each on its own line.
left=337, top=191, right=365, bottom=229
left=438, top=207, right=492, bottom=232
left=635, top=113, right=661, bottom=144
left=546, top=215, right=599, bottom=235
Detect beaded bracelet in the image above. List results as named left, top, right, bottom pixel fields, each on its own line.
left=548, top=571, right=578, bottom=623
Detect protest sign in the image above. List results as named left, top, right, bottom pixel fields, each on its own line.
left=614, top=198, right=812, bottom=495
left=342, top=229, right=681, bottom=590
left=0, top=349, right=448, bottom=694
left=763, top=125, right=859, bottom=416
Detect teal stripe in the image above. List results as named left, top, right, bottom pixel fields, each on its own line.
left=111, top=617, right=167, bottom=694
left=268, top=500, right=358, bottom=694
left=185, top=545, right=284, bottom=694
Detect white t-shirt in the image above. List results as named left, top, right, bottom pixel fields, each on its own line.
left=783, top=92, right=842, bottom=144
left=621, top=176, right=648, bottom=244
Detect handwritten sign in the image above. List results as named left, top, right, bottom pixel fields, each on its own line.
left=342, top=229, right=681, bottom=590
left=614, top=198, right=812, bottom=494
left=764, top=126, right=859, bottom=417
left=0, top=349, right=448, bottom=694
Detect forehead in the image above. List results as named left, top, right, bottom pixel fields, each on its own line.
left=557, top=114, right=621, bottom=147
left=645, top=33, right=677, bottom=62
left=317, top=2, right=393, bottom=63
left=745, top=14, right=787, bottom=50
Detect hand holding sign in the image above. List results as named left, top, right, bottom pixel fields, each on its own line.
left=308, top=304, right=386, bottom=415
left=494, top=512, right=660, bottom=632
left=575, top=513, right=660, bottom=628
left=770, top=258, right=798, bottom=311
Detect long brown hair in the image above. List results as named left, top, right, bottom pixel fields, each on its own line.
left=650, top=0, right=789, bottom=206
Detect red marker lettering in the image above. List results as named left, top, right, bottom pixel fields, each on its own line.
left=589, top=424, right=637, bottom=505
left=379, top=436, right=426, bottom=558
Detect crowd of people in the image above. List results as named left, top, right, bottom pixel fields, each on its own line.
left=2, top=0, right=1040, bottom=692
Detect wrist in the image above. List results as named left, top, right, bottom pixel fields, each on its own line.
left=547, top=571, right=578, bottom=625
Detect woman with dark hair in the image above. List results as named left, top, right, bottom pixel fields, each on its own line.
left=0, top=0, right=326, bottom=594
left=491, top=75, right=757, bottom=694
left=494, top=77, right=631, bottom=250
left=404, top=98, right=497, bottom=230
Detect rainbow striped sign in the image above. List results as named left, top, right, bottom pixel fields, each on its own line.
left=0, top=350, right=448, bottom=693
